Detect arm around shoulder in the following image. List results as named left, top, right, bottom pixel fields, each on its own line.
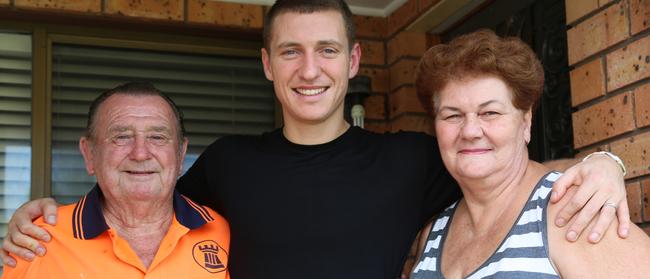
left=547, top=187, right=650, bottom=278
left=1, top=221, right=53, bottom=279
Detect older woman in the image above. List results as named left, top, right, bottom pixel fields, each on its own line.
left=410, top=30, right=650, bottom=278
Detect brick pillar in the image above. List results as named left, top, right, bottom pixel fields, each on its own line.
left=566, top=0, right=650, bottom=230
left=384, top=0, right=441, bottom=134
left=354, top=15, right=390, bottom=133
left=387, top=31, right=433, bottom=133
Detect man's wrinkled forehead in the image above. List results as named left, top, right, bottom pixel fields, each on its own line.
left=96, top=95, right=177, bottom=133
left=101, top=94, right=170, bottom=115
left=107, top=124, right=172, bottom=134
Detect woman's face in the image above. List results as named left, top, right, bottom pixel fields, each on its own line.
left=434, top=76, right=532, bottom=181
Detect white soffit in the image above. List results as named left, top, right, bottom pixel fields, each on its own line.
left=211, top=0, right=407, bottom=17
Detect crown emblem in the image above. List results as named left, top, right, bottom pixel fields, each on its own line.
left=193, top=240, right=228, bottom=273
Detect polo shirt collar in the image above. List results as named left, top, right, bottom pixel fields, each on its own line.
left=72, top=184, right=213, bottom=240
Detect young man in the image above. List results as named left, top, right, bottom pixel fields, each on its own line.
left=1, top=1, right=631, bottom=278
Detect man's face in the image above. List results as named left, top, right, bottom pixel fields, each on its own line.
left=79, top=94, right=187, bottom=202
left=261, top=10, right=361, bottom=126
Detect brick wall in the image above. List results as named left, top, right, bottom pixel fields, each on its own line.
left=357, top=0, right=442, bottom=134
left=566, top=0, right=650, bottom=230
left=3, top=0, right=265, bottom=28
left=385, top=0, right=441, bottom=134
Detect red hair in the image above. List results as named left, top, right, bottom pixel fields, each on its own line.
left=416, top=29, right=544, bottom=116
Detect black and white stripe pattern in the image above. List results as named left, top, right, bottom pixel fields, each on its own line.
left=411, top=172, right=562, bottom=279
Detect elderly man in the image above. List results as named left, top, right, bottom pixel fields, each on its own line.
left=1, top=82, right=229, bottom=278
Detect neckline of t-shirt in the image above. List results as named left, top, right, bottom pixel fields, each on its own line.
left=276, top=125, right=362, bottom=152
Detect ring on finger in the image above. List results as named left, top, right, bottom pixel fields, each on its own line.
left=603, top=201, right=618, bottom=209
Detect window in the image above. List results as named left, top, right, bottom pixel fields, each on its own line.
left=0, top=23, right=276, bottom=240
left=50, top=43, right=275, bottom=203
left=0, top=32, right=32, bottom=237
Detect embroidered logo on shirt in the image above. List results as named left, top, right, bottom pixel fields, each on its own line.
left=192, top=240, right=228, bottom=273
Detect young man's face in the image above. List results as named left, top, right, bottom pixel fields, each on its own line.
left=261, top=10, right=361, bottom=126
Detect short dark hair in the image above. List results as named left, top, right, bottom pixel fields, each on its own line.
left=86, top=82, right=186, bottom=142
left=416, top=29, right=544, bottom=117
left=263, top=0, right=356, bottom=51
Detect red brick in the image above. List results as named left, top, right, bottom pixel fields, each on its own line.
left=565, top=0, right=599, bottom=24
left=567, top=2, right=629, bottom=65
left=642, top=179, right=650, bottom=222
left=188, top=0, right=263, bottom=28
left=390, top=114, right=432, bottom=134
left=389, top=59, right=418, bottom=91
left=358, top=67, right=389, bottom=94
left=106, top=0, right=183, bottom=21
left=572, top=92, right=635, bottom=148
left=570, top=58, right=606, bottom=106
left=631, top=0, right=650, bottom=35
left=634, top=83, right=650, bottom=128
left=390, top=86, right=425, bottom=118
left=354, top=15, right=386, bottom=39
left=611, top=131, right=650, bottom=178
left=606, top=36, right=650, bottom=91
left=603, top=1, right=631, bottom=46
left=387, top=31, right=427, bottom=64
left=387, top=0, right=419, bottom=36
left=364, top=122, right=389, bottom=134
left=359, top=40, right=385, bottom=66
left=15, top=0, right=100, bottom=12
left=363, top=94, right=386, bottom=120
left=567, top=19, right=605, bottom=65
left=628, top=181, right=643, bottom=223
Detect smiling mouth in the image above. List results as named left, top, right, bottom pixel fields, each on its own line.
left=294, top=87, right=328, bottom=96
left=459, top=149, right=491, bottom=154
left=126, top=171, right=156, bottom=175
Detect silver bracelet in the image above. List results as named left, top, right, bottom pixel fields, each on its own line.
left=582, top=151, right=627, bottom=176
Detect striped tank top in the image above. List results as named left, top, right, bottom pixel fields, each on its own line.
left=411, top=171, right=562, bottom=279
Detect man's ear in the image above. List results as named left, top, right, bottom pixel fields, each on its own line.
left=261, top=48, right=274, bottom=81
left=178, top=137, right=189, bottom=176
left=348, top=42, right=361, bottom=79
left=79, top=137, right=95, bottom=176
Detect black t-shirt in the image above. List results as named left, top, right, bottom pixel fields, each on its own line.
left=177, top=126, right=460, bottom=279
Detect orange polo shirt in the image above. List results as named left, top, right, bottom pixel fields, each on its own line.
left=2, top=185, right=229, bottom=279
